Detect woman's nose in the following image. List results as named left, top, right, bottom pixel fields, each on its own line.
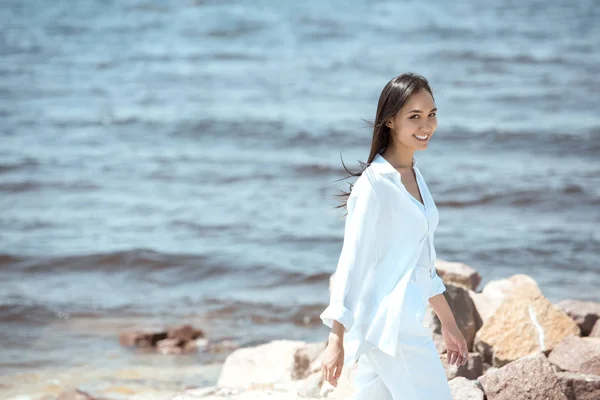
left=420, top=121, right=434, bottom=134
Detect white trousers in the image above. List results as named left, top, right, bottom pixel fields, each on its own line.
left=350, top=267, right=453, bottom=400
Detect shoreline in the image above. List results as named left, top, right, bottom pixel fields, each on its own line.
left=2, top=259, right=599, bottom=400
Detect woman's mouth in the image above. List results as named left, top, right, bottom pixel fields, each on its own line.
left=413, top=134, right=429, bottom=142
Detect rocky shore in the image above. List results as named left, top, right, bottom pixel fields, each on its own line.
left=3, top=259, right=600, bottom=400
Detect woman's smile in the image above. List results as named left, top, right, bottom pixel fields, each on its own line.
left=413, top=134, right=430, bottom=142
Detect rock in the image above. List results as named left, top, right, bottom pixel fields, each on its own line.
left=167, top=324, right=205, bottom=342
left=474, top=294, right=580, bottom=366
left=557, top=300, right=600, bottom=337
left=485, top=366, right=499, bottom=375
left=293, top=341, right=327, bottom=380
left=481, top=361, right=493, bottom=374
left=217, top=340, right=324, bottom=390
left=296, top=371, right=324, bottom=398
left=440, top=352, right=483, bottom=380
left=118, top=330, right=167, bottom=348
left=548, top=335, right=600, bottom=375
left=448, top=377, right=484, bottom=400
left=479, top=353, right=568, bottom=400
left=424, top=284, right=479, bottom=352
left=556, top=371, right=600, bottom=400
left=473, top=274, right=543, bottom=323
left=591, top=320, right=600, bottom=338
left=469, top=291, right=495, bottom=325
left=118, top=324, right=206, bottom=354
left=157, top=338, right=184, bottom=355
left=435, top=259, right=482, bottom=291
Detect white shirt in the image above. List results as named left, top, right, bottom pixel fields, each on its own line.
left=319, top=152, right=446, bottom=366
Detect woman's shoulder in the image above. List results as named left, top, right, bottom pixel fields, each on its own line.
left=349, top=166, right=383, bottom=200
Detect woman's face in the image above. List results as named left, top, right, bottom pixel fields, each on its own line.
left=386, top=89, right=437, bottom=149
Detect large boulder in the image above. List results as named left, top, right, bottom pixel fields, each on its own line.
left=475, top=293, right=580, bottom=367
left=435, top=259, right=482, bottom=291
left=556, top=371, right=600, bottom=400
left=479, top=353, right=568, bottom=400
left=471, top=274, right=542, bottom=323
left=217, top=340, right=325, bottom=390
left=424, top=284, right=480, bottom=353
left=448, top=377, right=484, bottom=400
left=556, top=300, right=600, bottom=337
left=548, top=336, right=600, bottom=375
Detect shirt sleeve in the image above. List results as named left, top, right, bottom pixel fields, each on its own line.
left=319, top=182, right=380, bottom=333
left=429, top=268, right=446, bottom=299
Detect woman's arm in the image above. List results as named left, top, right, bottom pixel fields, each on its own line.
left=428, top=293, right=469, bottom=366
left=320, top=181, right=381, bottom=387
left=428, top=293, right=456, bottom=326
left=320, top=182, right=380, bottom=337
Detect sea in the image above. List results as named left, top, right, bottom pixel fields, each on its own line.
left=1, top=0, right=599, bottom=392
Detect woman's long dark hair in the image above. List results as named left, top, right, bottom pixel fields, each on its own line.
left=334, top=72, right=435, bottom=215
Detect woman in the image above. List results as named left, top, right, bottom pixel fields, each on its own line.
left=319, top=73, right=468, bottom=399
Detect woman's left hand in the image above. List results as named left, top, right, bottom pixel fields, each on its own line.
left=441, top=322, right=468, bottom=366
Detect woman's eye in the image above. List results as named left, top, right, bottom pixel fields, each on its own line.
left=409, top=115, right=419, bottom=119
left=429, top=113, right=436, bottom=117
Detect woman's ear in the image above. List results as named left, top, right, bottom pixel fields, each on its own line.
left=386, top=119, right=393, bottom=129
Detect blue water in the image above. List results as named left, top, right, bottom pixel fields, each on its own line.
left=1, top=0, right=599, bottom=379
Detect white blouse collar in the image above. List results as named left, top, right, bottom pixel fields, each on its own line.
left=370, top=152, right=418, bottom=180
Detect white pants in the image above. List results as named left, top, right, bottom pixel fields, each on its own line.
left=350, top=267, right=452, bottom=400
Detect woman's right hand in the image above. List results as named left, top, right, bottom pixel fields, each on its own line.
left=321, top=334, right=344, bottom=387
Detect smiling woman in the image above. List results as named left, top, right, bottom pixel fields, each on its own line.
left=387, top=93, right=437, bottom=146
left=319, top=73, right=468, bottom=400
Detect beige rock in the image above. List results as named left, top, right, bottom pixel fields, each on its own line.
left=448, top=377, right=484, bottom=400
left=469, top=290, right=496, bottom=324
left=479, top=353, right=568, bottom=400
left=475, top=294, right=580, bottom=367
left=473, top=274, right=543, bottom=323
left=440, top=352, right=483, bottom=380
left=424, top=284, right=480, bottom=353
left=217, top=340, right=323, bottom=389
left=482, top=274, right=542, bottom=300
left=296, top=371, right=324, bottom=398
left=548, top=335, right=600, bottom=375
left=556, top=300, right=600, bottom=336
left=556, top=371, right=600, bottom=400
left=435, top=259, right=482, bottom=291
